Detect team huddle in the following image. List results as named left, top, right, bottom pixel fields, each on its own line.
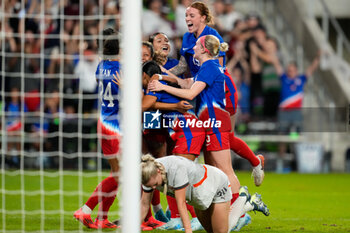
left=74, top=2, right=269, bottom=232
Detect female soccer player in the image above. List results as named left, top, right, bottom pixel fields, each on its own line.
left=141, top=154, right=269, bottom=233
left=74, top=28, right=121, bottom=229
left=149, top=35, right=270, bottom=230
left=142, top=60, right=205, bottom=230
left=141, top=154, right=232, bottom=233
left=167, top=1, right=265, bottom=187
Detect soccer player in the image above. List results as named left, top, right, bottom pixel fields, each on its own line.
left=140, top=154, right=269, bottom=233
left=73, top=28, right=121, bottom=229
left=167, top=1, right=265, bottom=188
left=149, top=34, right=254, bottom=230
left=142, top=60, right=205, bottom=230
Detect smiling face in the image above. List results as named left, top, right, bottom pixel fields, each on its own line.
left=185, top=7, right=206, bottom=35
left=152, top=33, right=170, bottom=57
left=142, top=45, right=152, bottom=63
left=144, top=170, right=163, bottom=190
left=193, top=39, right=204, bottom=60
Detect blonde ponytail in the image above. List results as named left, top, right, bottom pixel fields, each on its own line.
left=219, top=42, right=229, bottom=52
left=141, top=154, right=168, bottom=195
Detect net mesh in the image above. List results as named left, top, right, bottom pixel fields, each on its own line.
left=1, top=0, right=122, bottom=232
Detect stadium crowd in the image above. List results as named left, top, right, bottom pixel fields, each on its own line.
left=1, top=0, right=319, bottom=173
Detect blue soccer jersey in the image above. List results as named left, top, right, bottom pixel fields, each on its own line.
left=194, top=59, right=231, bottom=134
left=279, top=73, right=307, bottom=110
left=95, top=60, right=121, bottom=133
left=181, top=26, right=226, bottom=76
left=146, top=81, right=204, bottom=154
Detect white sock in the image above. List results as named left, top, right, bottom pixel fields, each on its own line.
left=152, top=204, right=163, bottom=214
left=243, top=201, right=254, bottom=213
left=81, top=204, right=92, bottom=214
left=228, top=196, right=247, bottom=230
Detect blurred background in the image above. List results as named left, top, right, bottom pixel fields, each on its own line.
left=1, top=0, right=349, bottom=173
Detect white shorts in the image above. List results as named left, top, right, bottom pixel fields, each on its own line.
left=189, top=165, right=232, bottom=210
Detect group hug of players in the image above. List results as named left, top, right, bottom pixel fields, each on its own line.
left=74, top=2, right=269, bottom=233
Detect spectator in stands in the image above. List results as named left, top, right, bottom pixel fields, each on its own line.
left=44, top=90, right=61, bottom=168
left=74, top=49, right=99, bottom=113
left=247, top=25, right=270, bottom=118
left=250, top=35, right=281, bottom=118
left=213, top=0, right=243, bottom=40
left=5, top=87, right=26, bottom=168
left=142, top=0, right=174, bottom=39
left=174, top=0, right=193, bottom=36
left=226, top=41, right=251, bottom=123
left=272, top=52, right=321, bottom=172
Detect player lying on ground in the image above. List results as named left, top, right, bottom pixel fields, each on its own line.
left=141, top=154, right=269, bottom=233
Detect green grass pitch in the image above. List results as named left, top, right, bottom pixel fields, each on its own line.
left=1, top=171, right=350, bottom=232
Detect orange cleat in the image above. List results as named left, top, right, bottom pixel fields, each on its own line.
left=94, top=218, right=119, bottom=229
left=144, top=215, right=166, bottom=229
left=73, top=208, right=97, bottom=229
left=141, top=221, right=153, bottom=231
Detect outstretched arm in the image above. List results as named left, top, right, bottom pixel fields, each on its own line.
left=175, top=187, right=192, bottom=233
left=305, top=52, right=321, bottom=78
left=149, top=80, right=206, bottom=101
left=169, top=56, right=188, bottom=76
left=152, top=100, right=193, bottom=114
left=140, top=190, right=153, bottom=223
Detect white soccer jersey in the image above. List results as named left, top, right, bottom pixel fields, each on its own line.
left=143, top=156, right=232, bottom=210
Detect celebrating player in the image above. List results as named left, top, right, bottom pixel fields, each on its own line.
left=74, top=28, right=121, bottom=229
left=166, top=1, right=264, bottom=188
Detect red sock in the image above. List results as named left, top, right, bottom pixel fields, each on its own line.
left=186, top=204, right=197, bottom=218
left=97, top=194, right=116, bottom=219
left=231, top=193, right=239, bottom=205
left=230, top=132, right=260, bottom=167
left=145, top=207, right=152, bottom=221
left=166, top=196, right=180, bottom=218
left=85, top=175, right=118, bottom=210
left=152, top=189, right=161, bottom=206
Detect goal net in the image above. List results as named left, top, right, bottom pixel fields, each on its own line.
left=1, top=0, right=141, bottom=232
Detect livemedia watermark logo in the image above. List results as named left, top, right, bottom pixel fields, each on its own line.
left=143, top=111, right=222, bottom=130
left=143, top=110, right=162, bottom=129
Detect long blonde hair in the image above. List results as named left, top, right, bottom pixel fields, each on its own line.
left=199, top=35, right=228, bottom=57
left=141, top=154, right=167, bottom=194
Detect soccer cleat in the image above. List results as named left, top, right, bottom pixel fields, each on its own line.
left=165, top=209, right=171, bottom=220
left=141, top=222, right=153, bottom=231
left=252, top=154, right=265, bottom=186
left=73, top=208, right=98, bottom=229
left=239, top=186, right=251, bottom=202
left=155, top=209, right=170, bottom=223
left=190, top=217, right=204, bottom=231
left=144, top=215, right=166, bottom=229
left=250, top=193, right=270, bottom=216
left=94, top=218, right=119, bottom=229
left=158, top=217, right=183, bottom=230
left=232, top=213, right=251, bottom=231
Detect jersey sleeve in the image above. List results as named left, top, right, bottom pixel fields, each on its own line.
left=195, top=66, right=216, bottom=87
left=300, top=74, right=307, bottom=83
left=170, top=166, right=189, bottom=190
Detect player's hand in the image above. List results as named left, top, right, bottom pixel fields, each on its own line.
left=150, top=74, right=161, bottom=82
left=112, top=71, right=122, bottom=87
left=176, top=100, right=193, bottom=113
left=148, top=80, right=164, bottom=92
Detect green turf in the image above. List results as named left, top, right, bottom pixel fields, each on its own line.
left=1, top=171, right=350, bottom=232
